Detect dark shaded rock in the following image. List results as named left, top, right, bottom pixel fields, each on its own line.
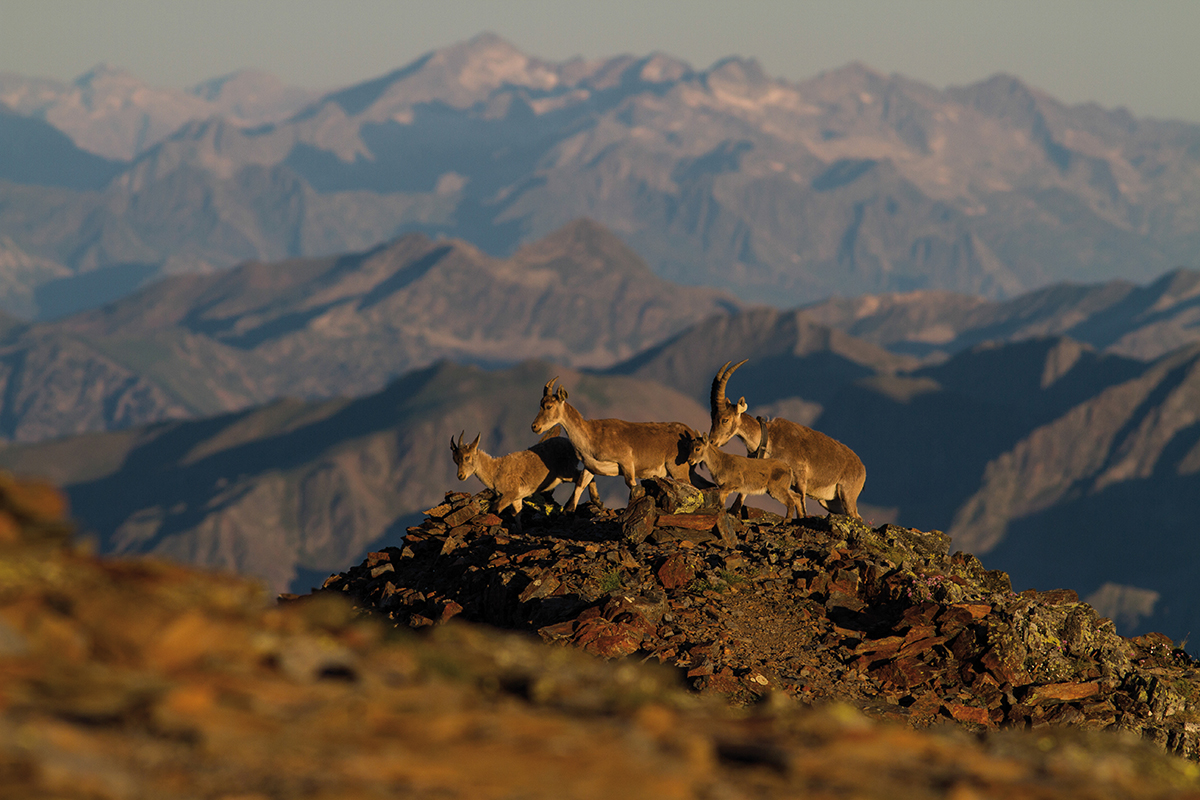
left=618, top=495, right=657, bottom=544
left=649, top=525, right=721, bottom=546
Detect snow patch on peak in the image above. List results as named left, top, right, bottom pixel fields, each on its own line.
left=456, top=45, right=558, bottom=92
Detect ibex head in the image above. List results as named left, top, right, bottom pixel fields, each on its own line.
left=709, top=359, right=748, bottom=446
left=449, top=430, right=482, bottom=481
left=531, top=377, right=569, bottom=435
left=684, top=429, right=712, bottom=467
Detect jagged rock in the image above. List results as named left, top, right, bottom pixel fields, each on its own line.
left=656, top=554, right=696, bottom=590
left=619, top=494, right=657, bottom=543
left=641, top=476, right=716, bottom=514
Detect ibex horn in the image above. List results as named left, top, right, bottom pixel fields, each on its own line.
left=544, top=377, right=558, bottom=396
left=710, top=359, right=748, bottom=411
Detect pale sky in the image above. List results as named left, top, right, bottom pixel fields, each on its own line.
left=4, top=0, right=1200, bottom=123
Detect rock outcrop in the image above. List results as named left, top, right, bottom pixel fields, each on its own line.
left=322, top=480, right=1200, bottom=760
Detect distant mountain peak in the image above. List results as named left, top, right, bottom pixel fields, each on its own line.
left=812, top=61, right=890, bottom=86
left=74, top=63, right=137, bottom=87
left=462, top=31, right=516, bottom=51
left=436, top=31, right=558, bottom=93
left=948, top=73, right=1052, bottom=121
left=635, top=53, right=693, bottom=84
left=512, top=218, right=653, bottom=277
left=319, top=31, right=559, bottom=119
left=706, top=56, right=770, bottom=86
left=189, top=69, right=281, bottom=99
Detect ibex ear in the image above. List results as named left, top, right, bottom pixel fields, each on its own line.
left=469, top=433, right=481, bottom=448
left=557, top=387, right=568, bottom=401
left=737, top=397, right=748, bottom=414
left=450, top=436, right=457, bottom=451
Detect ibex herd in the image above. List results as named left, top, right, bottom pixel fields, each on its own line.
left=450, top=360, right=867, bottom=533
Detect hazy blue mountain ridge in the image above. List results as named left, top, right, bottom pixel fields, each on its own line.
left=2, top=33, right=1198, bottom=318
left=0, top=219, right=742, bottom=442
left=801, top=267, right=1200, bottom=361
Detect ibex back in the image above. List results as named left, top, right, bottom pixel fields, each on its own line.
left=710, top=360, right=866, bottom=519
left=530, top=377, right=693, bottom=506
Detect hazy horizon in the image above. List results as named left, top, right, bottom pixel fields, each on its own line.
left=4, top=0, right=1200, bottom=125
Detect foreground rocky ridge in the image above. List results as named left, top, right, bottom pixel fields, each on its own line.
left=3, top=476, right=1200, bottom=798
left=323, top=481, right=1200, bottom=761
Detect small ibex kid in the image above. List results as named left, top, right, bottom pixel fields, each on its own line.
left=450, top=432, right=596, bottom=529
left=685, top=429, right=805, bottom=520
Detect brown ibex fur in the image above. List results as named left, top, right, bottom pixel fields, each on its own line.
left=710, top=359, right=866, bottom=519
left=530, top=377, right=694, bottom=507
left=685, top=430, right=804, bottom=520
left=449, top=432, right=597, bottom=528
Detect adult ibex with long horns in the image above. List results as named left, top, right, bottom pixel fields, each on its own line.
left=530, top=377, right=694, bottom=507
left=450, top=432, right=597, bottom=529
left=709, top=359, right=866, bottom=519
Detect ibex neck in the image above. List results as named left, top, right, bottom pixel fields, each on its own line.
left=704, top=443, right=737, bottom=474
left=555, top=402, right=594, bottom=451
left=473, top=450, right=501, bottom=489
left=736, top=416, right=763, bottom=453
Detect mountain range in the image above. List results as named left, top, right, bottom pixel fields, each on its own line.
left=0, top=64, right=317, bottom=161
left=1, top=33, right=1198, bottom=318
left=1, top=33, right=1199, bottom=648
left=0, top=236, right=1198, bottom=644
left=0, top=219, right=739, bottom=442
left=802, top=268, right=1200, bottom=362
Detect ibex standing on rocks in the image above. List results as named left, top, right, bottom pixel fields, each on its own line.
left=530, top=377, right=694, bottom=507
left=710, top=360, right=866, bottom=519
left=450, top=432, right=597, bottom=529
left=685, top=430, right=804, bottom=520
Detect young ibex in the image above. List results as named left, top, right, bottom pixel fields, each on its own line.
left=449, top=432, right=597, bottom=528
left=685, top=430, right=804, bottom=520
left=710, top=359, right=866, bottom=519
left=530, top=377, right=694, bottom=507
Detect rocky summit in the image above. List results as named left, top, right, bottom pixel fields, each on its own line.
left=4, top=474, right=1200, bottom=797
left=322, top=479, right=1200, bottom=761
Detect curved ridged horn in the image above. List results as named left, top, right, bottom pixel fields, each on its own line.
left=544, top=376, right=558, bottom=396
left=710, top=359, right=748, bottom=411
left=458, top=430, right=466, bottom=446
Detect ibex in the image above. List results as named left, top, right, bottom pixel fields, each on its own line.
left=449, top=432, right=598, bottom=528
left=710, top=360, right=866, bottom=519
left=685, top=430, right=804, bottom=520
left=530, top=377, right=694, bottom=507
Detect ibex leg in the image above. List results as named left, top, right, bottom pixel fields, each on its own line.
left=566, top=470, right=595, bottom=512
